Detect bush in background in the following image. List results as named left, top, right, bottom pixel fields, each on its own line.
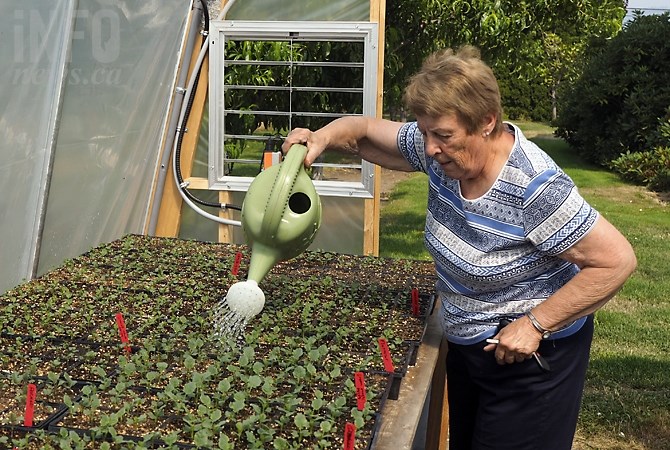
left=555, top=13, right=670, bottom=167
left=609, top=146, right=670, bottom=191
left=608, top=113, right=670, bottom=191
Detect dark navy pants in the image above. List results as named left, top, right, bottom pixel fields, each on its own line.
left=446, top=315, right=594, bottom=450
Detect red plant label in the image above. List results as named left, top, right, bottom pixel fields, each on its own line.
left=24, top=383, right=37, bottom=427
left=343, top=422, right=356, bottom=450
left=411, top=288, right=420, bottom=316
left=232, top=252, right=242, bottom=275
left=115, top=313, right=131, bottom=354
left=354, top=371, right=366, bottom=411
left=378, top=338, right=395, bottom=372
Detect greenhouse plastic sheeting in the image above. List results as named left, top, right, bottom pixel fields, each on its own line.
left=37, top=0, right=191, bottom=276
left=0, top=0, right=75, bottom=293
left=224, top=0, right=369, bottom=21
left=179, top=191, right=366, bottom=255
left=0, top=0, right=192, bottom=293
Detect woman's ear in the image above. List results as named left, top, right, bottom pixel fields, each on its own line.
left=481, top=114, right=497, bottom=137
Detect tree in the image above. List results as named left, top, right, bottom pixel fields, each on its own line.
left=555, top=12, right=670, bottom=165
left=383, top=0, right=627, bottom=120
left=383, top=0, right=449, bottom=119
left=528, top=1, right=626, bottom=120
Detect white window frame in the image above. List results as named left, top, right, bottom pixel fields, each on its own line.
left=208, top=20, right=379, bottom=198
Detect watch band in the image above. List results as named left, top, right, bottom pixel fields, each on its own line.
left=526, top=311, right=552, bottom=339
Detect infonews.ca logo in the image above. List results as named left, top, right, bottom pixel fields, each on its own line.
left=12, top=8, right=123, bottom=86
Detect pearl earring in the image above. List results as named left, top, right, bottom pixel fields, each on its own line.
left=483, top=130, right=491, bottom=137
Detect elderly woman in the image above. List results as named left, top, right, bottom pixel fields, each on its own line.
left=282, top=46, right=636, bottom=450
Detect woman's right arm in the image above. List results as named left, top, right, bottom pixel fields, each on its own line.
left=281, top=116, right=415, bottom=172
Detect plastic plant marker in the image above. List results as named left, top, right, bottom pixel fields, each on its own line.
left=378, top=338, right=395, bottom=372
left=343, top=422, right=356, bottom=450
left=354, top=372, right=366, bottom=411
left=115, top=313, right=131, bottom=354
left=24, top=383, right=37, bottom=427
left=232, top=252, right=242, bottom=276
left=411, top=288, right=420, bottom=316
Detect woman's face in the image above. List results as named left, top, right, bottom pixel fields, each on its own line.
left=416, top=114, right=487, bottom=180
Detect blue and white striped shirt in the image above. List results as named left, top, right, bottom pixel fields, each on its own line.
left=397, top=122, right=598, bottom=344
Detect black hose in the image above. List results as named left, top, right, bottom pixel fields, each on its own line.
left=174, top=0, right=242, bottom=212
left=200, top=0, right=209, bottom=33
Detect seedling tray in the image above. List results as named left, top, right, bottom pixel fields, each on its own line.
left=1, top=234, right=437, bottom=449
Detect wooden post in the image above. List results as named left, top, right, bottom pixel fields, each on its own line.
left=426, top=338, right=449, bottom=450
left=365, top=0, right=386, bottom=256
left=218, top=191, right=235, bottom=243
left=154, top=34, right=209, bottom=237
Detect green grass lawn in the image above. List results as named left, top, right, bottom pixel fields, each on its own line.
left=380, top=122, right=670, bottom=449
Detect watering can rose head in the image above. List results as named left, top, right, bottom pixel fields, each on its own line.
left=224, top=280, right=265, bottom=319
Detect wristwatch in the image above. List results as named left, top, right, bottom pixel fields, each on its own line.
left=526, top=311, right=553, bottom=339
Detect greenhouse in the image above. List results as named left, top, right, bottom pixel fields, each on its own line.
left=1, top=0, right=448, bottom=448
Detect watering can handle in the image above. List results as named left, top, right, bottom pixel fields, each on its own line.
left=260, top=144, right=309, bottom=238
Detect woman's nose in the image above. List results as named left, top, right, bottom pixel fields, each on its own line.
left=424, top=134, right=441, bottom=157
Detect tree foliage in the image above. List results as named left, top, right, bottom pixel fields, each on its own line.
left=496, top=64, right=551, bottom=122
left=555, top=13, right=670, bottom=165
left=221, top=38, right=365, bottom=165
left=383, top=0, right=626, bottom=119
left=224, top=40, right=362, bottom=136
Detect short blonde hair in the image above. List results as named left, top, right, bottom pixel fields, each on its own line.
left=403, top=46, right=504, bottom=136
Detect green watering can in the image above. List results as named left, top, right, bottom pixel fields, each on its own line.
left=215, top=144, right=322, bottom=327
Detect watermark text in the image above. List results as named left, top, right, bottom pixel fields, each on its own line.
left=13, top=8, right=121, bottom=64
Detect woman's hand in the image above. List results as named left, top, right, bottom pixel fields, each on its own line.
left=281, top=127, right=327, bottom=167
left=483, top=316, right=541, bottom=365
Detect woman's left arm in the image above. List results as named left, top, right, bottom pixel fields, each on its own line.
left=485, top=215, right=637, bottom=361
left=529, top=215, right=637, bottom=331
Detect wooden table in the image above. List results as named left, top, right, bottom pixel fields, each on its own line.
left=370, top=305, right=449, bottom=450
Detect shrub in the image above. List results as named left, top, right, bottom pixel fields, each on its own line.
left=555, top=13, right=670, bottom=166
left=608, top=146, right=670, bottom=191
left=647, top=109, right=670, bottom=150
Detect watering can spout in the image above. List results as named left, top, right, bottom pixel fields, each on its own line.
left=246, top=242, right=282, bottom=285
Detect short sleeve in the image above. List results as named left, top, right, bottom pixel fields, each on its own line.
left=397, top=122, right=429, bottom=173
left=523, top=169, right=599, bottom=255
